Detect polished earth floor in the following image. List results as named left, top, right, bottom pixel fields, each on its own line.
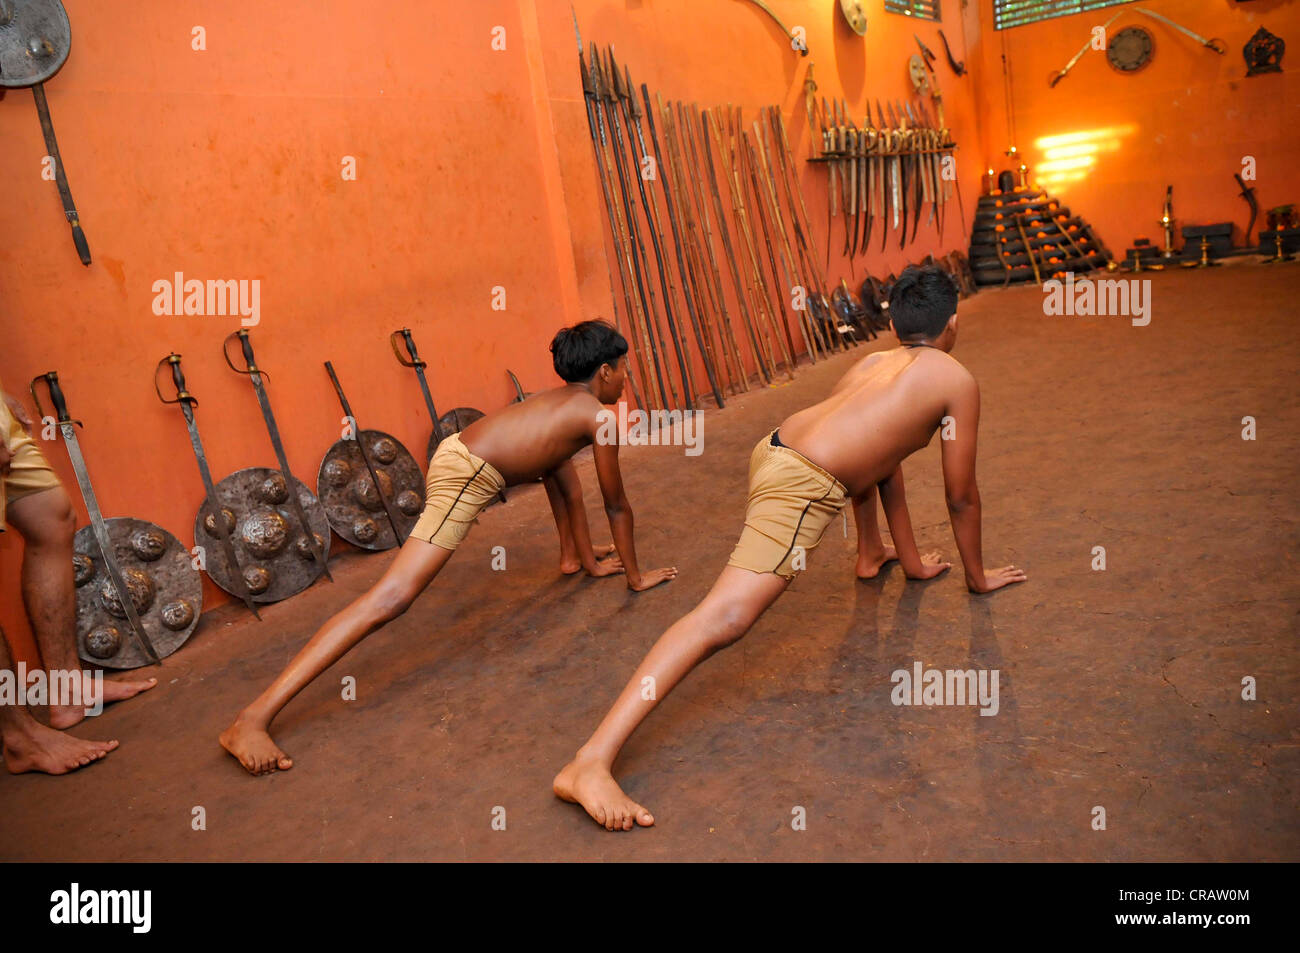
left=2, top=264, right=1296, bottom=861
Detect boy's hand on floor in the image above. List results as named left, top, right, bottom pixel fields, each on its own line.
left=969, top=565, right=1027, bottom=594
left=905, top=552, right=952, bottom=580
left=627, top=567, right=677, bottom=592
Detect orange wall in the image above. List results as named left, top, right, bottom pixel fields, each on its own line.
left=1, top=1, right=986, bottom=663
left=970, top=0, right=1300, bottom=251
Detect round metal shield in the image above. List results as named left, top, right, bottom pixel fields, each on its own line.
left=318, top=430, right=424, bottom=551
left=425, top=406, right=486, bottom=464
left=0, top=0, right=71, bottom=88
left=195, top=467, right=332, bottom=604
left=73, top=517, right=202, bottom=670
left=1107, top=26, right=1154, bottom=74
left=839, top=0, right=867, bottom=37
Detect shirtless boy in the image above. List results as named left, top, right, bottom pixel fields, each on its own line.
left=554, top=265, right=1026, bottom=830
left=221, top=321, right=676, bottom=775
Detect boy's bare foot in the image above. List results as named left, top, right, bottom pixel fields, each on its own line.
left=219, top=717, right=293, bottom=776
left=856, top=545, right=898, bottom=579
left=49, top=675, right=158, bottom=729
left=554, top=756, right=654, bottom=831
left=561, top=543, right=619, bottom=575
left=3, top=720, right=118, bottom=775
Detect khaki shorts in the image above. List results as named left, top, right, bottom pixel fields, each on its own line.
left=2, top=407, right=62, bottom=533
left=727, top=431, right=849, bottom=581
left=410, top=433, right=506, bottom=551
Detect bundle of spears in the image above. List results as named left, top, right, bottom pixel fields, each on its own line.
left=810, top=96, right=962, bottom=258
left=576, top=25, right=874, bottom=413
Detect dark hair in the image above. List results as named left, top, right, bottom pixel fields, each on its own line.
left=550, top=320, right=628, bottom=382
left=887, top=264, right=958, bottom=339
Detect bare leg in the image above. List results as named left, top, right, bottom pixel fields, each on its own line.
left=554, top=566, right=789, bottom=830
left=853, top=485, right=896, bottom=579
left=7, top=488, right=155, bottom=729
left=0, top=626, right=119, bottom=774
left=220, top=538, right=453, bottom=775
left=543, top=474, right=583, bottom=574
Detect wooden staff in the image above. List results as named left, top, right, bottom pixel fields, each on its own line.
left=608, top=52, right=697, bottom=409
left=752, top=118, right=819, bottom=363
left=592, top=45, right=678, bottom=410
left=576, top=44, right=648, bottom=409
left=679, top=101, right=749, bottom=393
left=660, top=97, right=739, bottom=397
left=744, top=129, right=800, bottom=363
left=718, top=106, right=792, bottom=379
left=700, top=106, right=771, bottom=385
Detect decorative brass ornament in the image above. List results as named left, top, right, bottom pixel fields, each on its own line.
left=1107, top=26, right=1154, bottom=74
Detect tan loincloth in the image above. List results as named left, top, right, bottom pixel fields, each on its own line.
left=409, top=433, right=507, bottom=552
left=726, top=430, right=849, bottom=581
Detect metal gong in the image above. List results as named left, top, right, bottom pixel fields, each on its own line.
left=318, top=430, right=423, bottom=550
left=195, top=466, right=332, bottom=604
left=0, top=0, right=70, bottom=88
left=73, top=517, right=201, bottom=670
left=425, top=406, right=486, bottom=464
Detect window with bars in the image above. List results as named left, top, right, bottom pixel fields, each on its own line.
left=884, top=1, right=941, bottom=23
left=994, top=0, right=1136, bottom=30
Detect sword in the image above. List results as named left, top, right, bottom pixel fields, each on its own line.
left=155, top=354, right=261, bottom=618
left=1234, top=173, right=1258, bottom=248
left=1050, top=11, right=1124, bottom=87
left=31, top=84, right=89, bottom=265
left=29, top=372, right=161, bottom=664
left=1134, top=8, right=1226, bottom=54
left=324, top=361, right=407, bottom=547
left=222, top=329, right=332, bottom=583
left=389, top=328, right=446, bottom=445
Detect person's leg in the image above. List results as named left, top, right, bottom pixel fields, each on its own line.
left=6, top=487, right=155, bottom=728
left=0, top=626, right=119, bottom=775
left=220, top=537, right=454, bottom=775
left=554, top=566, right=789, bottom=830
left=853, top=485, right=897, bottom=579
left=543, top=473, right=583, bottom=574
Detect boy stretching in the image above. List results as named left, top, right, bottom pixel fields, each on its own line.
left=221, top=321, right=676, bottom=775
left=554, top=265, right=1026, bottom=830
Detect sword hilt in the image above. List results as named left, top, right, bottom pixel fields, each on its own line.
left=29, top=371, right=79, bottom=427
left=389, top=328, right=425, bottom=368
left=154, top=353, right=198, bottom=406
left=222, top=328, right=266, bottom=379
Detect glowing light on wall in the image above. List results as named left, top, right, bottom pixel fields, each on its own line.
left=1032, top=125, right=1137, bottom=190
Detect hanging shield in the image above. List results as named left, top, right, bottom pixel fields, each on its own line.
left=0, top=0, right=70, bottom=87
left=73, top=518, right=201, bottom=670
left=195, top=467, right=331, bottom=604
left=318, top=430, right=423, bottom=551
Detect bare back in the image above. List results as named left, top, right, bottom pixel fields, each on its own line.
left=779, top=347, right=974, bottom=498
left=457, top=386, right=602, bottom=485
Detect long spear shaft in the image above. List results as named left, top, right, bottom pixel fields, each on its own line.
left=608, top=53, right=696, bottom=410
left=659, top=97, right=735, bottom=398
left=680, top=101, right=748, bottom=392
left=700, top=107, right=771, bottom=385
left=576, top=43, right=648, bottom=410
left=637, top=79, right=725, bottom=408
left=591, top=45, right=674, bottom=409
left=745, top=131, right=800, bottom=362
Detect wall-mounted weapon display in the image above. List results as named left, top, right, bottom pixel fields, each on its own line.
left=0, top=0, right=90, bottom=264
left=31, top=372, right=195, bottom=669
